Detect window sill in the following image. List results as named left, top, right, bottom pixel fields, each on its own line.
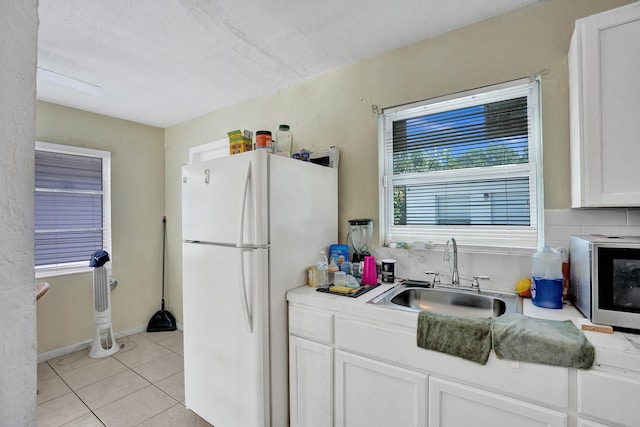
left=35, top=265, right=92, bottom=279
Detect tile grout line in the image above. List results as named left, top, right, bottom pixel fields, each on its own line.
left=39, top=331, right=186, bottom=426
left=50, top=357, right=177, bottom=426
left=133, top=390, right=182, bottom=426
left=43, top=346, right=145, bottom=426
left=45, top=359, right=107, bottom=427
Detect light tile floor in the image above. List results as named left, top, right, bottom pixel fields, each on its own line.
left=37, top=330, right=213, bottom=427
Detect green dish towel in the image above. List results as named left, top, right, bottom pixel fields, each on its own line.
left=417, top=311, right=492, bottom=365
left=492, top=313, right=595, bottom=369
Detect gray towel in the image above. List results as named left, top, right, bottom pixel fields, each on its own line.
left=492, top=313, right=595, bottom=369
left=417, top=311, right=492, bottom=365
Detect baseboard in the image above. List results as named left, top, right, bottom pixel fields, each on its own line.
left=37, top=322, right=183, bottom=363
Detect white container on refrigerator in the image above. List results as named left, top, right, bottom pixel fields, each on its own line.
left=182, top=149, right=337, bottom=427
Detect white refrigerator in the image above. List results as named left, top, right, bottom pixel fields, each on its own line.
left=182, top=149, right=337, bottom=427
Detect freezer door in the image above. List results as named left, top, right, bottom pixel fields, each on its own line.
left=182, top=150, right=268, bottom=246
left=183, top=242, right=270, bottom=427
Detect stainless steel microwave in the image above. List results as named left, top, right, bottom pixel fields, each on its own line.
left=570, top=235, right=640, bottom=331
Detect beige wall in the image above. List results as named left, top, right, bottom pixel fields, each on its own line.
left=35, top=102, right=165, bottom=354
left=163, top=0, right=634, bottom=323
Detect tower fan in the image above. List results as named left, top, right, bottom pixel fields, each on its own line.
left=88, top=250, right=119, bottom=358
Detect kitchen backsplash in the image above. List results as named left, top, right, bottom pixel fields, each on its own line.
left=371, top=208, right=640, bottom=294
left=544, top=208, right=640, bottom=249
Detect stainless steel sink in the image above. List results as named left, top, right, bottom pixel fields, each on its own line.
left=368, top=283, right=522, bottom=318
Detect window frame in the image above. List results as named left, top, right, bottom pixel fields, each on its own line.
left=35, top=141, right=112, bottom=278
left=378, top=78, right=543, bottom=254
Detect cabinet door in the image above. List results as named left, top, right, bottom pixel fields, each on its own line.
left=429, top=377, right=566, bottom=427
left=570, top=3, right=640, bottom=207
left=334, top=350, right=427, bottom=427
left=577, top=418, right=612, bottom=427
left=289, top=335, right=333, bottom=427
left=578, top=369, right=640, bottom=427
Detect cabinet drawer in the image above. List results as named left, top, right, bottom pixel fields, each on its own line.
left=430, top=377, right=567, bottom=427
left=289, top=305, right=333, bottom=344
left=578, top=370, right=640, bottom=426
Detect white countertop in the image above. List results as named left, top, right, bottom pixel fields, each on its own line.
left=287, top=283, right=640, bottom=372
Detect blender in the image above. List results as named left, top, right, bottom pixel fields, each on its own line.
left=347, top=218, right=373, bottom=263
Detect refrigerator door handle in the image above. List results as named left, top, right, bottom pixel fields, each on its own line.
left=238, top=247, right=254, bottom=333
left=238, top=161, right=253, bottom=333
left=238, top=160, right=251, bottom=248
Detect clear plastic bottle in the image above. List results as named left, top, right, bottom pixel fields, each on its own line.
left=328, top=258, right=339, bottom=284
left=317, top=250, right=329, bottom=289
left=275, top=124, right=293, bottom=157
left=531, top=245, right=563, bottom=308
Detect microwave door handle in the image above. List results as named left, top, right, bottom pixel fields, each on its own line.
left=237, top=162, right=253, bottom=333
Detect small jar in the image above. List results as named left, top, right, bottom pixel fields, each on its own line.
left=307, top=266, right=318, bottom=288
left=255, top=130, right=272, bottom=152
left=274, top=124, right=293, bottom=157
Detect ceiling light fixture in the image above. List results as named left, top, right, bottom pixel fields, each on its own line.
left=37, top=67, right=103, bottom=96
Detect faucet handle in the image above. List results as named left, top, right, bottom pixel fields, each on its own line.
left=471, top=275, right=490, bottom=289
left=425, top=271, right=441, bottom=286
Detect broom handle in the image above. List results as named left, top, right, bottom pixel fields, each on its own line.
left=161, top=215, right=167, bottom=311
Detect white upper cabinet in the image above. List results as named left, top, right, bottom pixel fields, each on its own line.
left=569, top=2, right=640, bottom=207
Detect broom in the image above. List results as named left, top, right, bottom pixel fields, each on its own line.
left=147, top=216, right=177, bottom=332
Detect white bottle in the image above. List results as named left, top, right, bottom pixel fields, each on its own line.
left=317, top=250, right=329, bottom=289
left=328, top=258, right=339, bottom=284
left=531, top=245, right=563, bottom=308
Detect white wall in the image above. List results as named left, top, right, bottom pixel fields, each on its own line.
left=0, top=0, right=38, bottom=425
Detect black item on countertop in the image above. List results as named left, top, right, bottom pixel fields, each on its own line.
left=147, top=216, right=177, bottom=332
left=310, top=156, right=330, bottom=166
left=316, top=283, right=381, bottom=298
left=347, top=218, right=373, bottom=263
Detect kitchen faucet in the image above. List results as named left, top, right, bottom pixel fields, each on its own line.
left=443, top=237, right=460, bottom=286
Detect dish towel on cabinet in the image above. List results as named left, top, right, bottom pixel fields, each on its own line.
left=416, top=311, right=492, bottom=365
left=416, top=311, right=595, bottom=368
left=492, top=313, right=595, bottom=369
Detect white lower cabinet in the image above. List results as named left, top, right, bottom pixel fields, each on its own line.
left=577, top=369, right=640, bottom=427
left=577, top=418, right=612, bottom=427
left=429, top=377, right=567, bottom=427
left=289, top=335, right=333, bottom=427
left=288, top=302, right=575, bottom=427
left=334, top=350, right=427, bottom=427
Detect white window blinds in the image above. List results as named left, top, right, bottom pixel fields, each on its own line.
left=35, top=142, right=111, bottom=276
left=380, top=78, right=542, bottom=251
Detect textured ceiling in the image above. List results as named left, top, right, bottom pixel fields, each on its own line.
left=36, top=0, right=543, bottom=128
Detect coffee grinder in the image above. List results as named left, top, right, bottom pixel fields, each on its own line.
left=347, top=218, right=373, bottom=263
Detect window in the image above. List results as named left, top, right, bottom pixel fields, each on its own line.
left=35, top=142, right=111, bottom=277
left=379, top=78, right=542, bottom=252
left=188, top=138, right=229, bottom=163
